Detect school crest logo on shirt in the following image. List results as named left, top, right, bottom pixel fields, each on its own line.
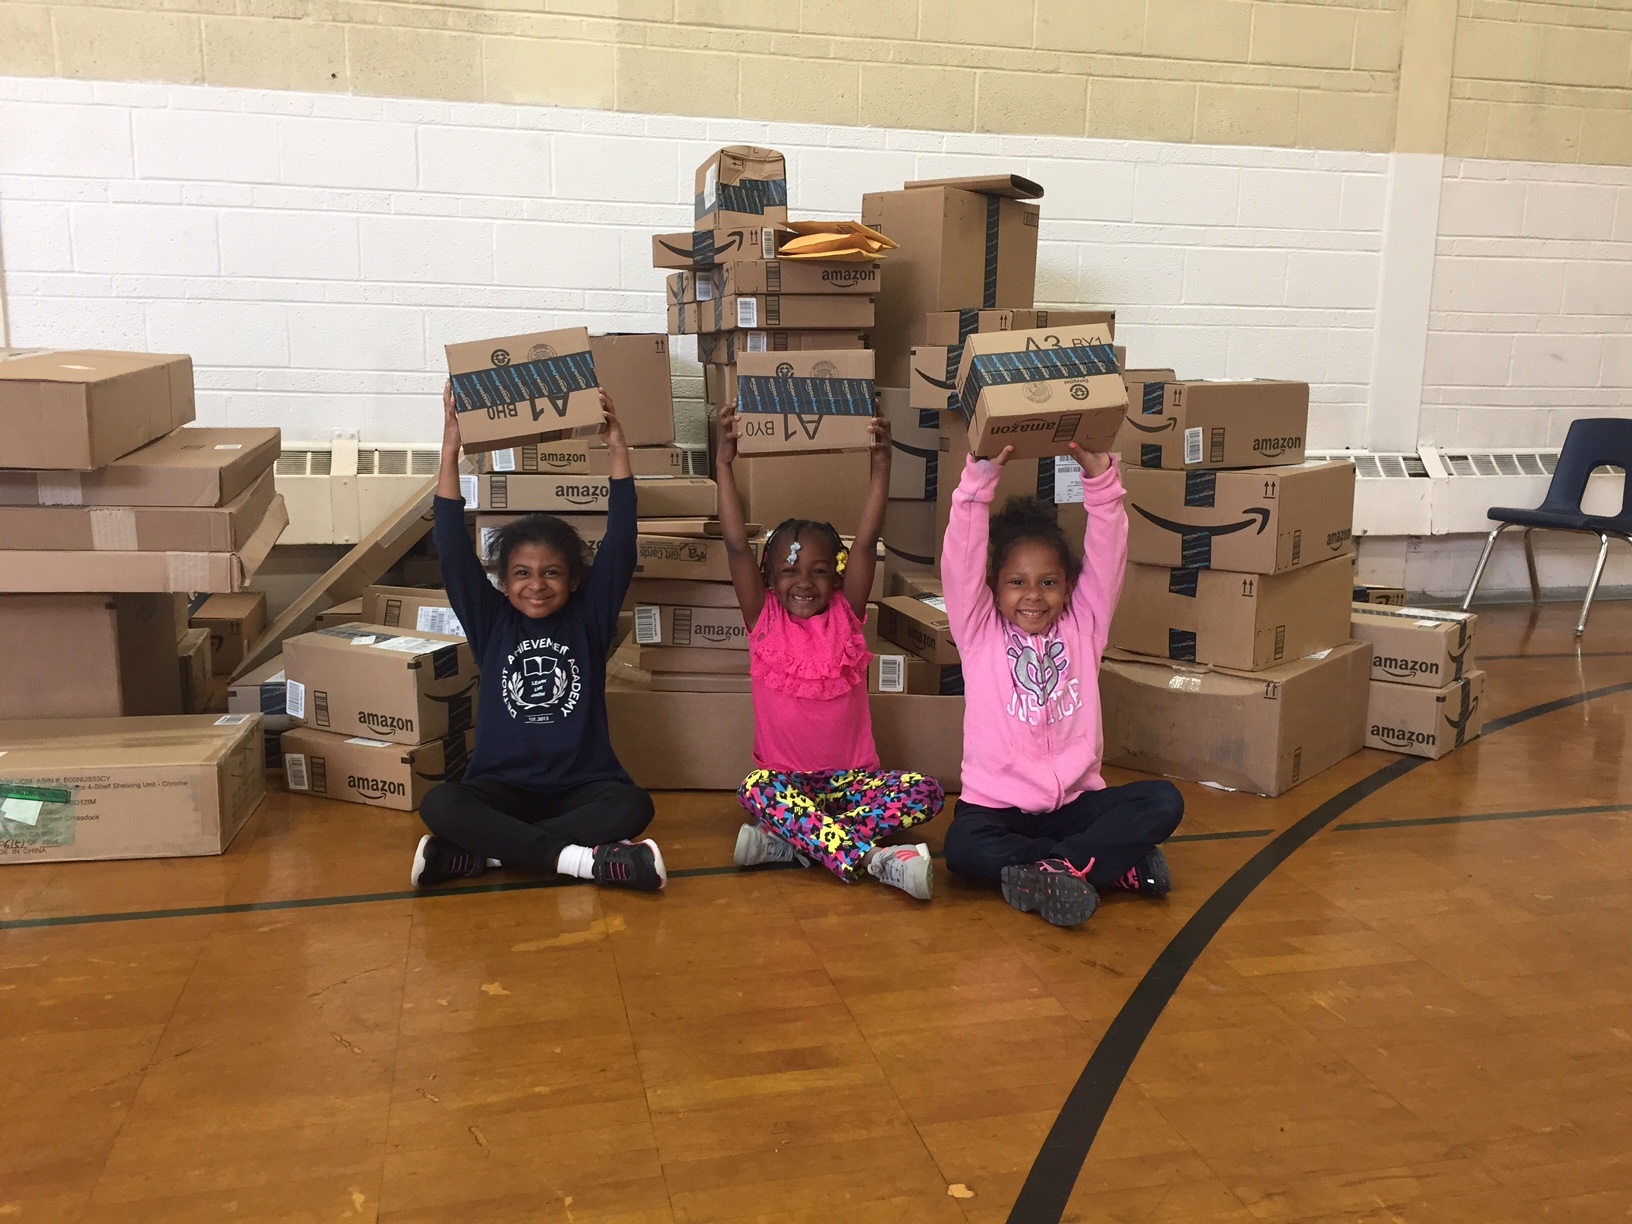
left=502, top=636, right=583, bottom=725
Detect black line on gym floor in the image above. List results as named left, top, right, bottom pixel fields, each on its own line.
left=1337, top=802, right=1632, bottom=832
left=1005, top=678, right=1632, bottom=1224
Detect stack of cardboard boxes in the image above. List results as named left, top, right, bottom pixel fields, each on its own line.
left=1352, top=604, right=1484, bottom=759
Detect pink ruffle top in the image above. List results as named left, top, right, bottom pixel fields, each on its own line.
left=748, top=595, right=879, bottom=774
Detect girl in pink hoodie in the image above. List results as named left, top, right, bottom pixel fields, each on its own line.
left=941, top=444, right=1183, bottom=928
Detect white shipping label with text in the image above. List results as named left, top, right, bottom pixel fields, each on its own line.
left=1184, top=428, right=1204, bottom=466
left=285, top=678, right=307, bottom=719
left=736, top=297, right=759, bottom=329
left=415, top=606, right=465, bottom=637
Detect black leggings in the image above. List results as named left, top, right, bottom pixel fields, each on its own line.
left=419, top=777, right=655, bottom=874
left=943, top=780, right=1183, bottom=890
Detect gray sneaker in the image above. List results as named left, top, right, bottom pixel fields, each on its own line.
left=734, top=823, right=802, bottom=868
left=867, top=843, right=933, bottom=901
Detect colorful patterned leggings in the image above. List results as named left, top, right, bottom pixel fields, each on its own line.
left=737, top=768, right=945, bottom=881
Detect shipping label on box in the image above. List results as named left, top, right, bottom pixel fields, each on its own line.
left=1110, top=554, right=1354, bottom=672
left=697, top=330, right=867, bottom=365
left=633, top=604, right=747, bottom=650
left=478, top=475, right=611, bottom=514
left=877, top=594, right=958, bottom=665
left=1351, top=604, right=1478, bottom=687
left=734, top=350, right=877, bottom=457
left=1115, top=379, right=1309, bottom=470
left=1120, top=461, right=1356, bottom=575
left=699, top=294, right=875, bottom=333
left=955, top=326, right=1127, bottom=460
left=666, top=271, right=715, bottom=305
left=714, top=259, right=879, bottom=297
left=362, top=585, right=465, bottom=638
left=281, top=726, right=472, bottom=811
left=924, top=309, right=1115, bottom=346
left=281, top=625, right=478, bottom=745
left=695, top=146, right=789, bottom=231
left=1366, top=671, right=1485, bottom=759
left=445, top=327, right=602, bottom=453
left=910, top=344, right=963, bottom=412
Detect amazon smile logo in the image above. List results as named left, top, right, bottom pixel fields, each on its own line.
left=1132, top=504, right=1271, bottom=538
left=1123, top=417, right=1177, bottom=434
left=914, top=366, right=957, bottom=391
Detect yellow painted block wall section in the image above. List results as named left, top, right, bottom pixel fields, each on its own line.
left=0, top=0, right=1624, bottom=164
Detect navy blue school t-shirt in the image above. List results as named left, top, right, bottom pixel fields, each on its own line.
left=432, top=477, right=636, bottom=793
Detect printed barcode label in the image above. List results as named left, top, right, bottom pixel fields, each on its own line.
left=285, top=752, right=310, bottom=791
left=672, top=606, right=693, bottom=647
left=746, top=331, right=767, bottom=352
left=214, top=714, right=251, bottom=725
left=1167, top=675, right=1203, bottom=693
left=1184, top=427, right=1204, bottom=465
left=696, top=277, right=714, bottom=301
left=736, top=297, right=758, bottom=328
left=285, top=679, right=306, bottom=719
left=634, top=605, right=662, bottom=645
left=313, top=689, right=331, bottom=728
left=492, top=448, right=517, bottom=473
left=878, top=655, right=905, bottom=693
left=703, top=163, right=718, bottom=209
left=214, top=443, right=244, bottom=451
left=416, top=606, right=465, bottom=637
left=459, top=474, right=478, bottom=509
left=919, top=595, right=947, bottom=612
left=1273, top=624, right=1286, bottom=659
left=1053, top=456, right=1085, bottom=505
left=310, top=755, right=328, bottom=793
left=345, top=736, right=392, bottom=747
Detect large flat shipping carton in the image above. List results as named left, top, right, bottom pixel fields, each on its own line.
left=0, top=467, right=278, bottom=554
left=228, top=655, right=291, bottom=731
left=281, top=625, right=478, bottom=745
left=1366, top=672, right=1485, bottom=759
left=446, top=327, right=602, bottom=452
left=863, top=181, right=1042, bottom=385
left=1100, top=642, right=1370, bottom=797
left=714, top=259, right=879, bottom=297
left=695, top=145, right=788, bottom=231
left=0, top=494, right=287, bottom=593
left=925, top=308, right=1115, bottom=346
left=1110, top=554, right=1354, bottom=672
left=191, top=590, right=268, bottom=676
left=0, top=349, right=195, bottom=470
left=0, top=713, right=265, bottom=864
left=475, top=442, right=684, bottom=478
left=697, top=329, right=868, bottom=365
left=281, top=726, right=472, bottom=811
left=734, top=350, right=877, bottom=457
left=1116, top=378, right=1309, bottom=470
left=588, top=334, right=674, bottom=447
left=635, top=534, right=747, bottom=582
left=1351, top=604, right=1478, bottom=688
left=0, top=593, right=183, bottom=719
left=956, top=326, right=1128, bottom=460
left=361, top=585, right=464, bottom=638
left=0, top=426, right=280, bottom=508
left=1121, top=461, right=1356, bottom=574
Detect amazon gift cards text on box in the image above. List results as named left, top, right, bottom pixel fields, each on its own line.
left=1120, top=461, right=1355, bottom=575
left=1116, top=378, right=1308, bottom=470
left=955, top=325, right=1127, bottom=460
left=733, top=350, right=877, bottom=457
left=446, top=327, right=602, bottom=453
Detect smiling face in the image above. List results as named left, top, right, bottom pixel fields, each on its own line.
left=504, top=541, right=579, bottom=619
left=770, top=528, right=839, bottom=619
left=995, top=539, right=1070, bottom=635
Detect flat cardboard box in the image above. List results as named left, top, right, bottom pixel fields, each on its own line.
left=638, top=644, right=750, bottom=674
left=281, top=726, right=472, bottom=811
left=924, top=308, right=1115, bottom=346
left=1116, top=378, right=1309, bottom=470
left=228, top=655, right=291, bottom=731
left=695, top=145, right=788, bottom=231
left=0, top=594, right=183, bottom=719
left=0, top=349, right=195, bottom=470
left=714, top=260, right=879, bottom=297
left=1120, top=461, right=1356, bottom=575
left=694, top=294, right=875, bottom=333
left=0, top=714, right=265, bottom=863
left=1109, top=554, right=1354, bottom=672
left=474, top=442, right=683, bottom=477
left=1351, top=604, right=1479, bottom=688
left=634, top=534, right=748, bottom=582
left=589, top=334, right=674, bottom=448
left=0, top=426, right=279, bottom=508
left=1099, top=641, right=1370, bottom=797
left=957, top=325, right=1127, bottom=460
left=877, top=594, right=958, bottom=665
left=910, top=344, right=964, bottom=412
left=697, top=330, right=868, bottom=365
left=1354, top=584, right=1408, bottom=606
left=0, top=494, right=287, bottom=593
left=476, top=474, right=611, bottom=514
left=1366, top=672, right=1485, bottom=759
left=633, top=603, right=747, bottom=650
left=178, top=627, right=212, bottom=714
left=884, top=497, right=938, bottom=568
left=862, top=182, right=1041, bottom=386
left=606, top=687, right=965, bottom=790
left=361, top=585, right=464, bottom=638
left=192, top=591, right=267, bottom=676
left=882, top=388, right=939, bottom=501
left=312, top=598, right=364, bottom=630
left=446, top=327, right=602, bottom=452
left=281, top=625, right=478, bottom=746
left=626, top=578, right=740, bottom=608
left=734, top=350, right=877, bottom=457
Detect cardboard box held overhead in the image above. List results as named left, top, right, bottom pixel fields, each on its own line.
left=0, top=593, right=183, bottom=719
left=0, top=426, right=280, bottom=508
left=1110, top=553, right=1354, bottom=672
left=588, top=334, right=673, bottom=448
left=1350, top=604, right=1478, bottom=688
left=1116, top=378, right=1309, bottom=470
left=281, top=726, right=472, bottom=811
left=695, top=146, right=788, bottom=231
left=734, top=350, right=877, bottom=457
left=1366, top=671, right=1485, bottom=759
left=446, top=328, right=602, bottom=453
left=729, top=449, right=872, bottom=537
left=956, top=325, right=1127, bottom=460
left=1120, top=461, right=1356, bottom=575
left=281, top=625, right=478, bottom=746
left=0, top=714, right=265, bottom=864
left=1100, top=641, right=1370, bottom=797
left=0, top=349, right=195, bottom=470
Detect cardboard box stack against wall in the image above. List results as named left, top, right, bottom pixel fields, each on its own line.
left=0, top=349, right=286, bottom=863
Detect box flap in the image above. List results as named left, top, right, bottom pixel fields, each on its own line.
left=903, top=174, right=1044, bottom=200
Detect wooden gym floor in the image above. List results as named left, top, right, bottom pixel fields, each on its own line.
left=5, top=600, right=1632, bottom=1224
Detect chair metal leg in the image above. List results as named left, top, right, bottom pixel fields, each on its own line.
left=1463, top=524, right=1509, bottom=611
left=1576, top=532, right=1612, bottom=637
left=1522, top=528, right=1540, bottom=603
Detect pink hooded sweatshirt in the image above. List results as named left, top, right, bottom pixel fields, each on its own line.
left=942, top=454, right=1128, bottom=813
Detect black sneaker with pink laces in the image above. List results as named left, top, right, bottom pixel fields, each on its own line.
left=410, top=835, right=487, bottom=888
left=1000, top=857, right=1099, bottom=927
left=592, top=839, right=667, bottom=892
left=1111, top=848, right=1172, bottom=898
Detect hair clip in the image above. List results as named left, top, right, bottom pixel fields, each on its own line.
left=786, top=540, right=801, bottom=565
left=834, top=548, right=849, bottom=575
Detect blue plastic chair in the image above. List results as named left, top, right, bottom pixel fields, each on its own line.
left=1462, top=418, right=1632, bottom=635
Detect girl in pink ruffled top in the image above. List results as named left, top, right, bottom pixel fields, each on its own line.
left=715, top=401, right=945, bottom=901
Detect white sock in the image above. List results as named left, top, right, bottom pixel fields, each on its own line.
left=556, top=844, right=595, bottom=879
left=485, top=858, right=502, bottom=868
